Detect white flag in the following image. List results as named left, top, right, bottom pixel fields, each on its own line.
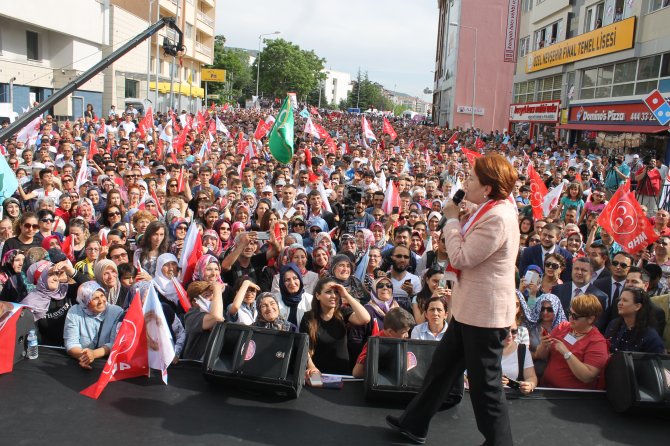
left=304, top=117, right=320, bottom=139
left=377, top=169, right=387, bottom=192
left=216, top=115, right=230, bottom=136
left=75, top=157, right=89, bottom=188
left=316, top=181, right=333, bottom=213
left=143, top=284, right=176, bottom=384
left=361, top=116, right=377, bottom=141
left=16, top=115, right=42, bottom=145
left=543, top=183, right=564, bottom=217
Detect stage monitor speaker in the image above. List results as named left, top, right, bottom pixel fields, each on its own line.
left=364, top=337, right=463, bottom=406
left=606, top=351, right=670, bottom=413
left=202, top=322, right=309, bottom=399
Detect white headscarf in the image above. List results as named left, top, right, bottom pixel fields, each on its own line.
left=152, top=253, right=179, bottom=304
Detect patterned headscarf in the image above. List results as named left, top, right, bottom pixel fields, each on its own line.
left=192, top=254, right=223, bottom=283
left=520, top=293, right=567, bottom=330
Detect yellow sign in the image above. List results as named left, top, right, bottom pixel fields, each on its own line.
left=526, top=16, right=636, bottom=73
left=201, top=68, right=227, bottom=82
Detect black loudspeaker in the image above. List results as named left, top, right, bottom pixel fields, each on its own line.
left=365, top=337, right=464, bottom=406
left=202, top=323, right=309, bottom=398
left=606, top=351, right=670, bottom=413
left=13, top=308, right=36, bottom=365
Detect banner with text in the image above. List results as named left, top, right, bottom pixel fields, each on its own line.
left=504, top=0, right=521, bottom=63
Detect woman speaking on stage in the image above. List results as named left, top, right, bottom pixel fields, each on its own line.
left=387, top=154, right=519, bottom=445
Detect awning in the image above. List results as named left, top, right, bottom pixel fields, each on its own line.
left=557, top=123, right=669, bottom=133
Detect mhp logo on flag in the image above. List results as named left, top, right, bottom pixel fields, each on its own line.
left=643, top=89, right=670, bottom=126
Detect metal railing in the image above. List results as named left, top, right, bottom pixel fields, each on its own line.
left=195, top=41, right=212, bottom=56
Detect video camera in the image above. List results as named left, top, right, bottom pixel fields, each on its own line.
left=340, top=185, right=363, bottom=234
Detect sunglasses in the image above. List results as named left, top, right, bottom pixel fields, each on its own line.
left=376, top=283, right=393, bottom=290
left=23, top=223, right=39, bottom=230
left=569, top=311, right=585, bottom=320
left=540, top=307, right=554, bottom=313
left=544, top=261, right=560, bottom=269
left=169, top=183, right=178, bottom=187
left=63, top=178, right=74, bottom=182
left=310, top=228, right=321, bottom=233
left=40, top=218, right=54, bottom=223
left=611, top=261, right=630, bottom=268
left=292, top=222, right=305, bottom=227
left=658, top=241, right=669, bottom=247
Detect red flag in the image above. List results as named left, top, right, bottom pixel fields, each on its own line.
left=179, top=222, right=203, bottom=284
left=208, top=117, right=216, bottom=135
left=382, top=181, right=401, bottom=214
left=382, top=118, right=397, bottom=141
left=211, top=102, right=216, bottom=110
left=597, top=180, right=659, bottom=254
left=61, top=235, right=75, bottom=262
left=156, top=139, right=164, bottom=161
left=237, top=132, right=246, bottom=154
left=137, top=107, right=153, bottom=139
left=447, top=132, right=459, bottom=145
left=149, top=188, right=165, bottom=217
left=100, top=231, right=108, bottom=247
left=527, top=163, right=548, bottom=220
left=176, top=166, right=186, bottom=193
left=0, top=304, right=26, bottom=375
left=88, top=139, right=98, bottom=161
left=304, top=148, right=312, bottom=167
left=324, top=136, right=337, bottom=154
left=97, top=121, right=106, bottom=137
left=371, top=319, right=380, bottom=337
left=461, top=147, right=483, bottom=165
left=196, top=111, right=206, bottom=131
left=254, top=119, right=271, bottom=140
left=575, top=172, right=583, bottom=184
left=314, top=123, right=330, bottom=140
left=173, top=124, right=190, bottom=153
left=171, top=277, right=191, bottom=312
left=80, top=292, right=149, bottom=399
left=475, top=137, right=485, bottom=150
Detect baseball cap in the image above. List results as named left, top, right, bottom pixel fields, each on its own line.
left=275, top=179, right=286, bottom=186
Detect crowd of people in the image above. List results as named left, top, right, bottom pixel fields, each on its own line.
left=0, top=102, right=668, bottom=395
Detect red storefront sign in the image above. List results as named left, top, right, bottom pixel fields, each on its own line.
left=509, top=100, right=560, bottom=122
left=569, top=101, right=661, bottom=125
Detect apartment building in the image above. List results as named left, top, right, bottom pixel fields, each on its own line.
left=432, top=0, right=517, bottom=131
left=511, top=0, right=670, bottom=157
left=0, top=1, right=105, bottom=120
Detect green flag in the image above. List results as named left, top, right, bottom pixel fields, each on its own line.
left=269, top=96, right=294, bottom=164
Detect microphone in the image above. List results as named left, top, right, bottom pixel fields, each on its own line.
left=437, top=189, right=465, bottom=231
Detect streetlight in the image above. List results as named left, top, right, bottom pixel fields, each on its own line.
left=449, top=21, right=478, bottom=129
left=256, top=31, right=281, bottom=101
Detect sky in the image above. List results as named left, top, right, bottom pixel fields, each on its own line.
left=216, top=0, right=438, bottom=100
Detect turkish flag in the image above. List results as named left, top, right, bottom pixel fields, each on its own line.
left=475, top=137, right=485, bottom=150
left=173, top=124, right=190, bottom=153
left=527, top=163, right=548, bottom=220
left=598, top=180, right=659, bottom=254
left=324, top=136, right=337, bottom=154
left=80, top=292, right=149, bottom=399
left=196, top=111, right=206, bottom=131
left=461, top=147, right=483, bottom=165
left=237, top=132, right=246, bottom=154
left=447, top=132, right=459, bottom=145
left=171, top=277, right=191, bottom=312
left=382, top=118, right=397, bottom=141
left=61, top=235, right=75, bottom=262
left=254, top=119, right=271, bottom=140
left=178, top=222, right=203, bottom=284
left=314, top=123, right=330, bottom=140
left=0, top=304, right=26, bottom=375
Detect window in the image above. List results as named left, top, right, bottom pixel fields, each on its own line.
left=125, top=79, right=138, bottom=98
left=584, top=2, right=604, bottom=32
left=537, top=74, right=563, bottom=100
left=649, top=0, right=670, bottom=13
left=185, top=22, right=193, bottom=41
left=533, top=20, right=562, bottom=50
left=580, top=54, right=670, bottom=99
left=519, top=36, right=530, bottom=58
left=513, top=80, right=537, bottom=103
left=26, top=31, right=39, bottom=61
left=522, top=0, right=533, bottom=13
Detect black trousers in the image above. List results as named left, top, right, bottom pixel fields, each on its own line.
left=398, top=318, right=513, bottom=445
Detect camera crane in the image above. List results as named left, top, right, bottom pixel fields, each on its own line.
left=0, top=16, right=185, bottom=142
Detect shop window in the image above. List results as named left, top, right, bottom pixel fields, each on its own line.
left=614, top=60, right=637, bottom=83
left=597, top=66, right=614, bottom=85
left=612, top=83, right=635, bottom=96
left=595, top=86, right=611, bottom=98
left=649, top=0, right=670, bottom=13
left=659, top=53, right=670, bottom=78
left=581, top=88, right=595, bottom=99
left=635, top=80, right=658, bottom=95
left=637, top=55, right=661, bottom=80
left=582, top=69, right=597, bottom=88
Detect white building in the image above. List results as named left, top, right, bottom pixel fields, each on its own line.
left=322, top=69, right=352, bottom=107
left=0, top=0, right=105, bottom=120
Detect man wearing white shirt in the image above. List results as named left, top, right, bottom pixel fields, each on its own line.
left=388, top=245, right=421, bottom=313
left=120, top=114, right=136, bottom=134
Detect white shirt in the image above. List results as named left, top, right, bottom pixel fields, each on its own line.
left=411, top=321, right=448, bottom=341
left=501, top=346, right=534, bottom=381
left=390, top=272, right=421, bottom=300
left=275, top=292, right=313, bottom=327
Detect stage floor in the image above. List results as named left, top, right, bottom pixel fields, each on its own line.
left=0, top=348, right=667, bottom=445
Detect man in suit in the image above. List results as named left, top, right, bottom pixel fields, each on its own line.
left=552, top=257, right=608, bottom=330
left=593, top=252, right=634, bottom=329
left=520, top=222, right=573, bottom=282
left=625, top=267, right=667, bottom=339
left=588, top=243, right=611, bottom=283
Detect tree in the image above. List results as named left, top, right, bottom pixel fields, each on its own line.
left=341, top=70, right=393, bottom=111
left=253, top=39, right=326, bottom=100
left=206, top=35, right=253, bottom=104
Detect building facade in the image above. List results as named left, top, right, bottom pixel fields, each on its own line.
left=0, top=0, right=105, bottom=120
left=322, top=69, right=352, bottom=108
left=512, top=0, right=670, bottom=158
left=432, top=0, right=517, bottom=130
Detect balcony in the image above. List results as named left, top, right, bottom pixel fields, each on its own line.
left=195, top=41, right=212, bottom=57
left=197, top=10, right=214, bottom=28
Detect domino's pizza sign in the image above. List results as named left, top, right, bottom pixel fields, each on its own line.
left=643, top=89, right=670, bottom=126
